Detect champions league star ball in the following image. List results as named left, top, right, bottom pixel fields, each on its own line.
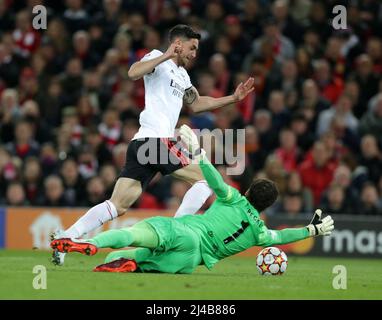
left=256, top=247, right=288, bottom=276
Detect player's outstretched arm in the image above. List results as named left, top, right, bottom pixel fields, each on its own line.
left=184, top=77, right=255, bottom=113
left=257, top=209, right=334, bottom=247
left=179, top=125, right=231, bottom=200
left=128, top=43, right=182, bottom=80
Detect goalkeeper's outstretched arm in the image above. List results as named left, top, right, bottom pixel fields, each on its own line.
left=256, top=209, right=334, bottom=247
left=179, top=125, right=231, bottom=200
left=198, top=155, right=232, bottom=200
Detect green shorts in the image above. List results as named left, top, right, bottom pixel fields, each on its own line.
left=138, top=216, right=203, bottom=274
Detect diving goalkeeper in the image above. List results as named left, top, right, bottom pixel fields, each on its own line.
left=51, top=125, right=334, bottom=274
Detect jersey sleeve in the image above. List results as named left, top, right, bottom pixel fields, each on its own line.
left=256, top=225, right=310, bottom=247
left=140, top=49, right=163, bottom=62
left=199, top=156, right=241, bottom=204
left=184, top=71, right=193, bottom=90
left=140, top=49, right=163, bottom=74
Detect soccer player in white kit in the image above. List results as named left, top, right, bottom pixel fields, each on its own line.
left=52, top=25, right=255, bottom=265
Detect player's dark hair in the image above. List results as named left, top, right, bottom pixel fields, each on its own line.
left=168, top=24, right=201, bottom=42
left=246, top=179, right=279, bottom=212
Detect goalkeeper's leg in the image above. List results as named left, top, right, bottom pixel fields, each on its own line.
left=51, top=221, right=159, bottom=255
left=105, top=248, right=152, bottom=263
left=88, top=221, right=159, bottom=249
left=92, top=248, right=153, bottom=273
left=95, top=217, right=203, bottom=274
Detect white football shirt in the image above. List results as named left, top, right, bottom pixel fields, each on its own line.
left=133, top=49, right=193, bottom=139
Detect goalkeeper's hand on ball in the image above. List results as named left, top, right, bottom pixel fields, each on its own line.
left=306, top=209, right=334, bottom=237
left=179, top=124, right=205, bottom=159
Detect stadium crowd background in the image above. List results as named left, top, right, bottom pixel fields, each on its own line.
left=0, top=0, right=381, bottom=216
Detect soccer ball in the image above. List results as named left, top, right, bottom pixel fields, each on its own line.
left=256, top=247, right=288, bottom=276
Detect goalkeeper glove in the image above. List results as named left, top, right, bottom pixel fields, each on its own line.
left=306, top=209, right=334, bottom=237
left=179, top=124, right=205, bottom=158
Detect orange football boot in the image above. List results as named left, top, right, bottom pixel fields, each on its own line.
left=93, top=258, right=138, bottom=273
left=50, top=238, right=98, bottom=256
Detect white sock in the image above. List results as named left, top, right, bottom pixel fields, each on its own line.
left=174, top=180, right=213, bottom=218
left=64, top=200, right=118, bottom=238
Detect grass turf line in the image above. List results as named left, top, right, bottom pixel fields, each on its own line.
left=0, top=249, right=381, bottom=299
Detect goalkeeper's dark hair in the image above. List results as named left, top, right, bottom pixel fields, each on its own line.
left=245, top=179, right=279, bottom=212
left=168, top=24, right=201, bottom=42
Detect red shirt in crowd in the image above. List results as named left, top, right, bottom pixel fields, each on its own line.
left=298, top=158, right=337, bottom=205
left=12, top=27, right=40, bottom=58
left=136, top=192, right=164, bottom=209
left=275, top=147, right=298, bottom=172
left=319, top=76, right=344, bottom=104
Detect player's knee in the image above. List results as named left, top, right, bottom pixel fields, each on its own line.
left=184, top=170, right=204, bottom=185
left=191, top=168, right=205, bottom=183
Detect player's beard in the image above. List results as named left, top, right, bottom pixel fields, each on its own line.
left=178, top=55, right=187, bottom=67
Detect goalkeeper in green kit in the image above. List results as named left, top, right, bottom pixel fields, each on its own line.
left=51, top=125, right=334, bottom=274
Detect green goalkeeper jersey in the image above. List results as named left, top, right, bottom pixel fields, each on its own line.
left=177, top=155, right=309, bottom=270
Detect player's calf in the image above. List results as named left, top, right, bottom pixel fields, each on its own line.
left=110, top=178, right=142, bottom=216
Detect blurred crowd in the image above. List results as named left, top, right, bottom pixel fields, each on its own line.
left=0, top=0, right=382, bottom=215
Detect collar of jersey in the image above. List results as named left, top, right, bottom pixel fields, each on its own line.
left=169, top=58, right=181, bottom=69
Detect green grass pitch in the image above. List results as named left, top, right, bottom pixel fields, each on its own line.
left=1, top=249, right=381, bottom=300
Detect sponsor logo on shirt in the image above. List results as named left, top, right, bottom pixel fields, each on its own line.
left=170, top=79, right=185, bottom=98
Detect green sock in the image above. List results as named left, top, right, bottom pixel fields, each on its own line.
left=87, top=229, right=134, bottom=249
